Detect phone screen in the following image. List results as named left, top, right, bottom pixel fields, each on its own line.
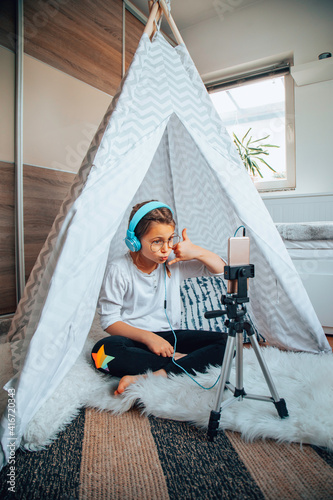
left=227, top=237, right=250, bottom=294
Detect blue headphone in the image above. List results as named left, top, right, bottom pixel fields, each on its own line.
left=125, top=201, right=173, bottom=252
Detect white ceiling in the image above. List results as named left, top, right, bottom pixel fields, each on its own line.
left=129, top=0, right=263, bottom=32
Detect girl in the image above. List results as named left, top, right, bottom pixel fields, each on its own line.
left=91, top=200, right=228, bottom=396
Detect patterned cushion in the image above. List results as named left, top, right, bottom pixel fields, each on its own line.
left=180, top=276, right=263, bottom=343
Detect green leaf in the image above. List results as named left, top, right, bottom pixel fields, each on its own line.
left=242, top=128, right=251, bottom=142
left=257, top=157, right=276, bottom=172
left=251, top=135, right=270, bottom=143
left=232, top=127, right=278, bottom=178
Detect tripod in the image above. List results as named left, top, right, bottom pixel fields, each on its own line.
left=204, top=264, right=289, bottom=441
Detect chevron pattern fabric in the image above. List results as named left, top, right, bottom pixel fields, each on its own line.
left=1, top=30, right=330, bottom=471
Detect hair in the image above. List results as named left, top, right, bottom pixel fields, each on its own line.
left=129, top=200, right=175, bottom=241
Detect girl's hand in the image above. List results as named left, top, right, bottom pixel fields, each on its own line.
left=168, top=228, right=200, bottom=265
left=168, top=228, right=226, bottom=274
left=146, top=333, right=174, bottom=357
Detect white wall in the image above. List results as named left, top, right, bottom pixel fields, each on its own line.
left=23, top=55, right=111, bottom=172
left=0, top=46, right=15, bottom=163
left=0, top=45, right=111, bottom=172
left=181, top=0, right=333, bottom=200
left=183, top=0, right=333, bottom=73
left=294, top=79, right=332, bottom=194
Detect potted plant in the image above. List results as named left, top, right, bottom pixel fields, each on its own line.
left=233, top=128, right=279, bottom=179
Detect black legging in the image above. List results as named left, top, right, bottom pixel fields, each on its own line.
left=91, top=330, right=228, bottom=377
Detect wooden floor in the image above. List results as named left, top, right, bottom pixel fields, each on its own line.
left=252, top=334, right=333, bottom=351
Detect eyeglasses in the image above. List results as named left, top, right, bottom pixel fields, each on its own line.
left=143, top=235, right=181, bottom=252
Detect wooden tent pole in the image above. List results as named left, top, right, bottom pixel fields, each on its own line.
left=158, top=0, right=184, bottom=45
left=144, top=1, right=184, bottom=45
left=147, top=0, right=163, bottom=40
left=143, top=1, right=161, bottom=39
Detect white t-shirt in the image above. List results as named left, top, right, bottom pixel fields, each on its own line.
left=98, top=252, right=222, bottom=332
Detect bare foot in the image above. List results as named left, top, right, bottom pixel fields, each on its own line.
left=114, top=369, right=168, bottom=396
left=174, top=352, right=187, bottom=361
left=114, top=375, right=141, bottom=395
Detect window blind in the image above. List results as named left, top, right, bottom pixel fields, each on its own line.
left=206, top=63, right=290, bottom=93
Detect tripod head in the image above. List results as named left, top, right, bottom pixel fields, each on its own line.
left=204, top=264, right=255, bottom=322
left=224, top=264, right=254, bottom=303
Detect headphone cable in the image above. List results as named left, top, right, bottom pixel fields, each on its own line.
left=163, top=264, right=221, bottom=391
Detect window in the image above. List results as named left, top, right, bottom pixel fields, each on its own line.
left=208, top=67, right=295, bottom=192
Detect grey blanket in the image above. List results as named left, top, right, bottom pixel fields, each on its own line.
left=275, top=222, right=333, bottom=241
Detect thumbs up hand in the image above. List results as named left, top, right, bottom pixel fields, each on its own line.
left=168, top=228, right=201, bottom=265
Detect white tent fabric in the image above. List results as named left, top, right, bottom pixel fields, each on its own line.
left=0, top=31, right=330, bottom=468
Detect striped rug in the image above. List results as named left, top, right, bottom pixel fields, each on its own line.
left=1, top=408, right=332, bottom=499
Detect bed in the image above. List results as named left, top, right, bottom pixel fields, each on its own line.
left=276, top=222, right=333, bottom=334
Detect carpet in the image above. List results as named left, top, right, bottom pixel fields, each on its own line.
left=21, top=326, right=333, bottom=452
left=1, top=407, right=333, bottom=499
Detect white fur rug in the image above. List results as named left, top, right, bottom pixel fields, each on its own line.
left=22, top=328, right=333, bottom=451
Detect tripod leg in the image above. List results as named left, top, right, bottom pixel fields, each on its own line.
left=235, top=331, right=245, bottom=397
left=207, top=334, right=235, bottom=441
left=248, top=330, right=289, bottom=418
left=213, top=335, right=235, bottom=410
left=248, top=333, right=279, bottom=400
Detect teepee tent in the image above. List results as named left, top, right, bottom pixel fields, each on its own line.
left=1, top=1, right=330, bottom=468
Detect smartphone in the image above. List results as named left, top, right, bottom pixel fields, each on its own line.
left=227, top=237, right=250, bottom=294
